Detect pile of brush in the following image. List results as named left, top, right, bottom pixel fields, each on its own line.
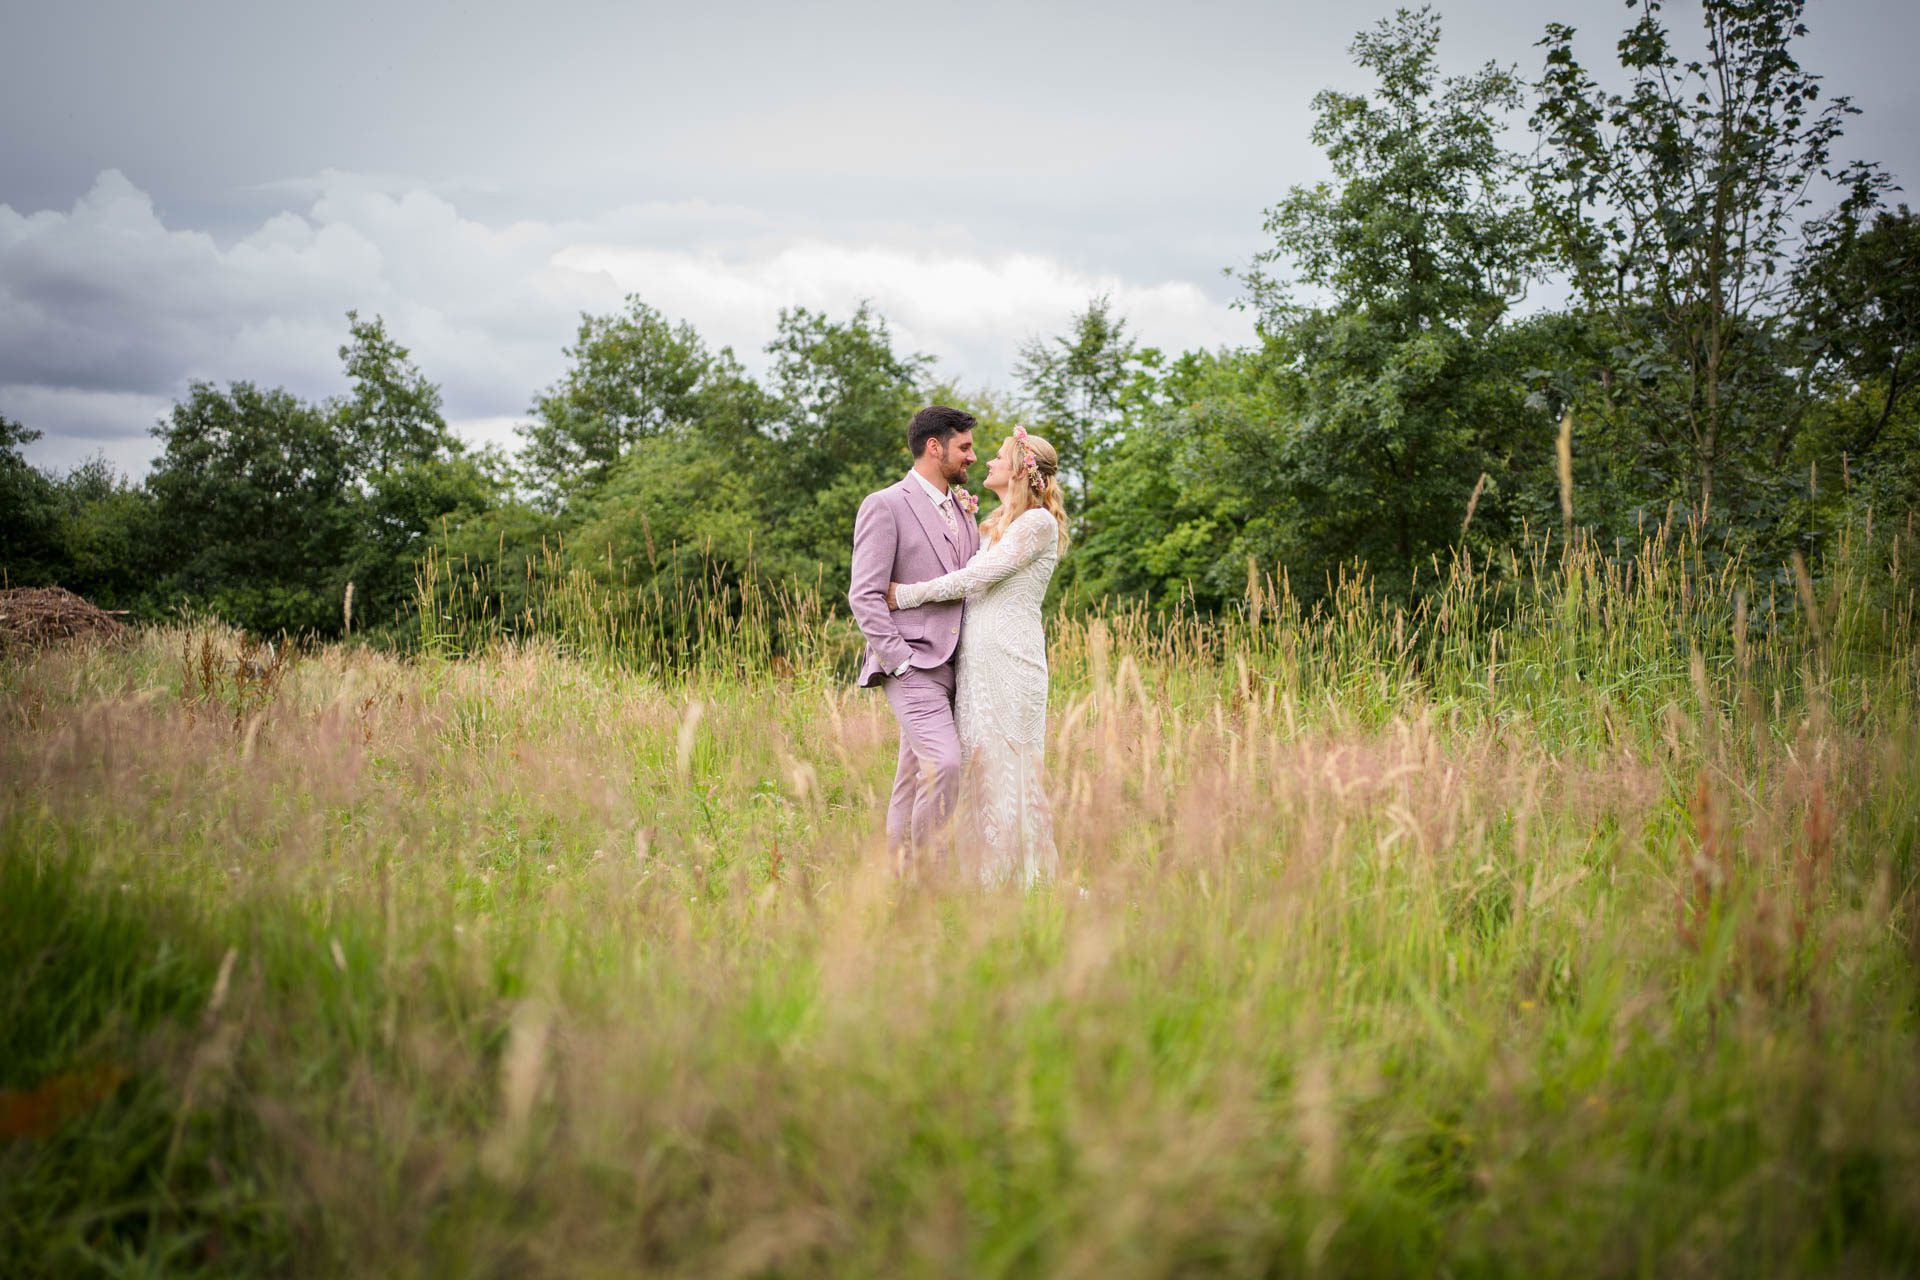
left=0, top=587, right=129, bottom=650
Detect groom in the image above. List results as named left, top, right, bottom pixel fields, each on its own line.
left=848, top=405, right=980, bottom=875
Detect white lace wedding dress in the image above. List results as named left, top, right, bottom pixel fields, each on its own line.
left=894, top=507, right=1060, bottom=887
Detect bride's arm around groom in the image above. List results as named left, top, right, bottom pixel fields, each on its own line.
left=892, top=507, right=1058, bottom=610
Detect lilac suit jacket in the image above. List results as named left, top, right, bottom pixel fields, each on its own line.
left=849, top=476, right=981, bottom=688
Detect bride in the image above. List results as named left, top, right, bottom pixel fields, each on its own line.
left=888, top=426, right=1068, bottom=887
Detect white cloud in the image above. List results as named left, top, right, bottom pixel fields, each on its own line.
left=448, top=416, right=526, bottom=457
left=551, top=241, right=1250, bottom=383
left=3, top=170, right=1251, bottom=478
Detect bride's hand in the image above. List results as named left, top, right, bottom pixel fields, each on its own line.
left=886, top=583, right=900, bottom=609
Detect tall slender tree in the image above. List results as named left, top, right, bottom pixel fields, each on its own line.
left=1014, top=295, right=1150, bottom=500
left=1245, top=5, right=1541, bottom=585
left=336, top=311, right=453, bottom=476
left=1531, top=0, right=1886, bottom=522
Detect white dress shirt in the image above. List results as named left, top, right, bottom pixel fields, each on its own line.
left=908, top=468, right=956, bottom=530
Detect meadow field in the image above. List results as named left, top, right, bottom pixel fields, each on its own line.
left=4, top=521, right=1918, bottom=1277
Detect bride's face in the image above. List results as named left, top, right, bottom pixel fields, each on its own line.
left=984, top=441, right=1015, bottom=496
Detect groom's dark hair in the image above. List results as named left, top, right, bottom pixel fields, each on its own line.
left=908, top=405, right=976, bottom=456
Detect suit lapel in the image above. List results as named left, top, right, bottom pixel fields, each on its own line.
left=898, top=479, right=958, bottom=573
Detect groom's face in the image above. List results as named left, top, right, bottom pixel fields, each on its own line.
left=931, top=431, right=976, bottom=485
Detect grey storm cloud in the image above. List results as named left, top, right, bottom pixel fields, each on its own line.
left=3, top=0, right=1917, bottom=477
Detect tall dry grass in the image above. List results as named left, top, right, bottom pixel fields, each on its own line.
left=2, top=515, right=1917, bottom=1276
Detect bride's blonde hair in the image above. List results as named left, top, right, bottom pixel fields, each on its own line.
left=980, top=430, right=1070, bottom=554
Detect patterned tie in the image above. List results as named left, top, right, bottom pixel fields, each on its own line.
left=938, top=494, right=956, bottom=535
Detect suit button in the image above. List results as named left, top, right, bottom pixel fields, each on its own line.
left=950, top=627, right=958, bottom=634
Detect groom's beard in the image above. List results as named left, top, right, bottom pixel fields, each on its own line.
left=940, top=457, right=970, bottom=488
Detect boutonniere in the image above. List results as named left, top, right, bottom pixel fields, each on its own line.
left=953, top=488, right=979, bottom=516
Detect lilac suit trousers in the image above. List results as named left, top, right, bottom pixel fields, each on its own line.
left=882, top=661, right=960, bottom=866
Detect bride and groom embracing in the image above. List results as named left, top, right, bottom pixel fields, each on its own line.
left=847, top=405, right=1071, bottom=887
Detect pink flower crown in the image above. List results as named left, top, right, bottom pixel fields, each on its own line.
left=1012, top=424, right=1049, bottom=492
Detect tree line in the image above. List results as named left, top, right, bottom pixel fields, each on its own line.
left=4, top=0, right=1915, bottom=640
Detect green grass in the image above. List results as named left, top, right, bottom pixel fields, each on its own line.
left=3, top=520, right=1918, bottom=1276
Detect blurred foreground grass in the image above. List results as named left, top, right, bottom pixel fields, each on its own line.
left=3, top=520, right=1918, bottom=1277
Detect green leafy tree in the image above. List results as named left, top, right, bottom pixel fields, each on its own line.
left=521, top=296, right=713, bottom=502
left=1781, top=203, right=1920, bottom=548
left=690, top=347, right=782, bottom=448
left=568, top=433, right=767, bottom=589
left=147, top=382, right=352, bottom=634
left=1794, top=204, right=1920, bottom=460
left=3, top=417, right=162, bottom=607
left=48, top=456, right=159, bottom=609
left=333, top=313, right=497, bottom=632
left=764, top=304, right=929, bottom=584
left=769, top=303, right=927, bottom=486
left=1531, top=0, right=1887, bottom=523
left=1244, top=5, right=1543, bottom=592
left=1070, top=350, right=1268, bottom=608
left=1, top=414, right=63, bottom=586
left=1014, top=296, right=1154, bottom=498
left=143, top=314, right=496, bottom=636
left=337, top=311, right=450, bottom=475
left=346, top=451, right=504, bottom=634
left=1250, top=8, right=1536, bottom=333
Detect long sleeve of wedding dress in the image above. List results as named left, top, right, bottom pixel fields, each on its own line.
left=893, top=508, right=1056, bottom=609
left=894, top=508, right=1061, bottom=887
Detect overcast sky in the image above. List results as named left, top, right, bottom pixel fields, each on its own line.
left=5, top=0, right=1916, bottom=477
